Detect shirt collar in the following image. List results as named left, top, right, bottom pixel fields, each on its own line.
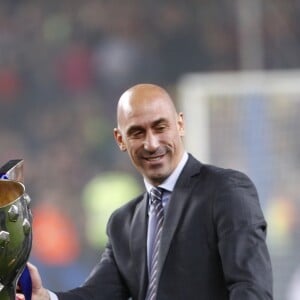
left=144, top=152, right=188, bottom=193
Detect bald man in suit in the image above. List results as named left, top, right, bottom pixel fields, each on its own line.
left=19, top=83, right=273, bottom=300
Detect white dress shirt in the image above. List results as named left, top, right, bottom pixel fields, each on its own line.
left=144, top=152, right=188, bottom=271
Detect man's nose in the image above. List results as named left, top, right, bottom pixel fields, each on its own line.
left=144, top=132, right=159, bottom=151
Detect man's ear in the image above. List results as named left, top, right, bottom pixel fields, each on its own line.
left=178, top=112, right=185, bottom=137
left=114, top=128, right=127, bottom=151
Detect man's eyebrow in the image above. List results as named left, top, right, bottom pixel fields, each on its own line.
left=126, top=118, right=169, bottom=135
left=152, top=118, right=168, bottom=126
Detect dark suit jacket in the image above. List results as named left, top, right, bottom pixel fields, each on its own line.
left=57, top=154, right=273, bottom=299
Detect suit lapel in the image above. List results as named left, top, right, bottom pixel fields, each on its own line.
left=129, top=155, right=203, bottom=296
left=130, top=193, right=149, bottom=295
left=157, top=155, right=202, bottom=280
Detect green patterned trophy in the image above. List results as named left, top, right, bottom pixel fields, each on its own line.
left=0, top=160, right=32, bottom=300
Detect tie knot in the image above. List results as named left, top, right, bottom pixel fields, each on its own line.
left=150, top=187, right=163, bottom=205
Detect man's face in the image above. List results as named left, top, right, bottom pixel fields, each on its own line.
left=115, top=94, right=185, bottom=186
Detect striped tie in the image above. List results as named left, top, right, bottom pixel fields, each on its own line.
left=145, top=187, right=164, bottom=300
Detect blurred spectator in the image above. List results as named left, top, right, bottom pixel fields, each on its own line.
left=32, top=202, right=80, bottom=265
left=56, top=41, right=94, bottom=95
left=81, top=172, right=142, bottom=249
left=0, top=65, right=22, bottom=102
left=153, top=2, right=206, bottom=85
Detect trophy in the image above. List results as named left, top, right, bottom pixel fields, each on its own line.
left=0, top=160, right=32, bottom=300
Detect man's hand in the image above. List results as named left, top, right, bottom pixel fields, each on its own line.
left=16, top=262, right=50, bottom=300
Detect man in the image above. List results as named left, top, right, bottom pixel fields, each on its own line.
left=18, top=83, right=273, bottom=299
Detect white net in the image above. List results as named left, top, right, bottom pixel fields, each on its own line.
left=177, top=70, right=300, bottom=300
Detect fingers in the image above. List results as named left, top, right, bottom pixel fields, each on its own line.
left=26, top=262, right=43, bottom=290
left=15, top=293, right=25, bottom=300
left=26, top=262, right=51, bottom=299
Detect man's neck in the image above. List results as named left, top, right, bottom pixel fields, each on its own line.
left=144, top=152, right=188, bottom=193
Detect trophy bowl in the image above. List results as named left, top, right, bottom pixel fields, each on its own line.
left=0, top=180, right=32, bottom=300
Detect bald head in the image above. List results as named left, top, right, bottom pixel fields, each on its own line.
left=114, top=83, right=185, bottom=185
left=116, top=83, right=177, bottom=128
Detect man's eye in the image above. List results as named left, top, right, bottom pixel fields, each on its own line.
left=131, top=131, right=143, bottom=138
left=156, top=125, right=166, bottom=132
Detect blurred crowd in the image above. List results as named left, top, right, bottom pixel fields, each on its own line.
left=1, top=0, right=300, bottom=298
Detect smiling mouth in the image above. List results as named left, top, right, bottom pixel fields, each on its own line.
left=144, top=154, right=164, bottom=162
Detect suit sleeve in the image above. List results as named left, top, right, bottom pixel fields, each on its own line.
left=214, top=170, right=273, bottom=300
left=56, top=235, right=129, bottom=300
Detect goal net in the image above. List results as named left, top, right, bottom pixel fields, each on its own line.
left=177, top=70, right=300, bottom=300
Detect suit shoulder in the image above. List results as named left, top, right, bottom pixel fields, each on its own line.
left=200, top=163, right=255, bottom=188
left=186, top=154, right=255, bottom=189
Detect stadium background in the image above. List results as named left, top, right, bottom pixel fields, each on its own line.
left=0, top=1, right=300, bottom=299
